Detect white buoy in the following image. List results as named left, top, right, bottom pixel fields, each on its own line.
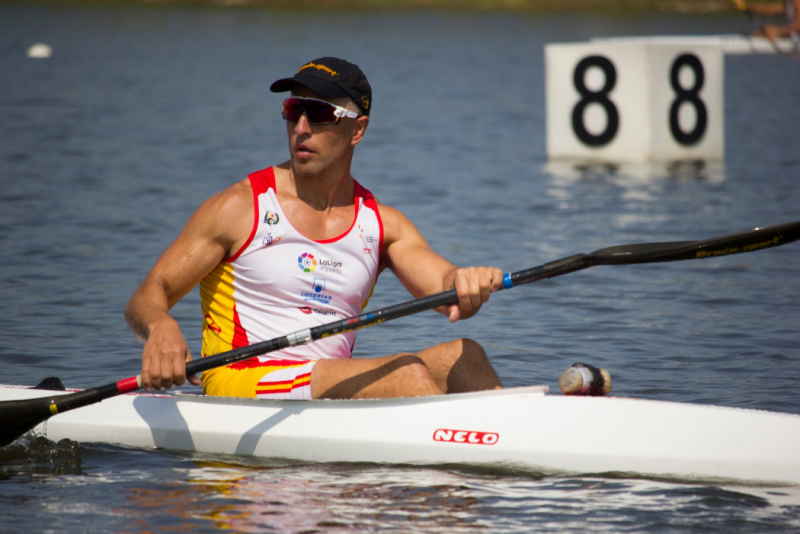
left=27, top=43, right=53, bottom=59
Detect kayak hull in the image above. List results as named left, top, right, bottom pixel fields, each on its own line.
left=2, top=384, right=799, bottom=486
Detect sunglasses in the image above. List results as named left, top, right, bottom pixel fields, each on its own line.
left=281, top=97, right=359, bottom=125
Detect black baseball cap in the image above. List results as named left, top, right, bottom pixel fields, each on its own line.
left=270, top=57, right=372, bottom=116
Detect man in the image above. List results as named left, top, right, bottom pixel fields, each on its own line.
left=125, top=57, right=504, bottom=400
left=733, top=0, right=800, bottom=41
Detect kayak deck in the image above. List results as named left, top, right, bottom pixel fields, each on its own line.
left=2, top=384, right=799, bottom=486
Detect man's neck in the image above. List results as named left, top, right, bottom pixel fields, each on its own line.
left=280, top=162, right=355, bottom=212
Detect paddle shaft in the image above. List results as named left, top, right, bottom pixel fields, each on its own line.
left=1, top=220, right=799, bottom=447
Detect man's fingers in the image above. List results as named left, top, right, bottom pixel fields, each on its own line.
left=449, top=266, right=505, bottom=322
left=149, top=352, right=162, bottom=391
left=171, top=351, right=185, bottom=387
left=447, top=303, right=460, bottom=323
left=454, top=270, right=477, bottom=314
left=177, top=349, right=196, bottom=387
left=141, top=355, right=152, bottom=391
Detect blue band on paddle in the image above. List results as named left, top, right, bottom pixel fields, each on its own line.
left=502, top=273, right=513, bottom=289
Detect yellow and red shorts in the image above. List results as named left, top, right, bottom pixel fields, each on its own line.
left=202, top=358, right=316, bottom=400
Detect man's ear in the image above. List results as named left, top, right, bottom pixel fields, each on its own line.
left=350, top=115, right=369, bottom=146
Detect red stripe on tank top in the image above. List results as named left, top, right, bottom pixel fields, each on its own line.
left=231, top=305, right=249, bottom=350
left=227, top=167, right=276, bottom=262
left=357, top=180, right=384, bottom=267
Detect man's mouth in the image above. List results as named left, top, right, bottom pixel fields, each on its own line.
left=295, top=144, right=314, bottom=158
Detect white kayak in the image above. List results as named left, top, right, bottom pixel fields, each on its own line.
left=3, top=383, right=799, bottom=486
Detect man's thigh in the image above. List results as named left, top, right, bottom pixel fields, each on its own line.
left=310, top=353, right=442, bottom=400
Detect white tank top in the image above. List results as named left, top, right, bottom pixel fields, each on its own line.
left=199, top=167, right=384, bottom=361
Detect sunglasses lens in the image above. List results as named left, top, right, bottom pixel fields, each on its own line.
left=307, top=101, right=338, bottom=123
left=281, top=99, right=304, bottom=122
left=282, top=98, right=338, bottom=124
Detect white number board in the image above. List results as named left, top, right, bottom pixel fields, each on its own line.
left=545, top=39, right=724, bottom=162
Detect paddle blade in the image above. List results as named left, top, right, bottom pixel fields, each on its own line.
left=589, top=220, right=800, bottom=265
left=0, top=396, right=58, bottom=448
left=0, top=388, right=100, bottom=448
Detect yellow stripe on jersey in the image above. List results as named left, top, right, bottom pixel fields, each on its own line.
left=200, top=262, right=237, bottom=358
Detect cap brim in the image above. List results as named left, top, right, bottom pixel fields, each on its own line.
left=269, top=76, right=350, bottom=99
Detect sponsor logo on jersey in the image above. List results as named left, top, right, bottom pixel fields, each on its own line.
left=298, top=252, right=317, bottom=272
left=264, top=211, right=280, bottom=225
left=301, top=277, right=333, bottom=304
left=297, top=306, right=336, bottom=317
left=298, top=251, right=344, bottom=274
left=298, top=306, right=336, bottom=316
left=318, top=258, right=343, bottom=274
left=262, top=235, right=282, bottom=247
left=432, top=429, right=499, bottom=445
left=358, top=224, right=378, bottom=255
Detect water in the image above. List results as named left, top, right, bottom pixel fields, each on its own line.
left=1, top=4, right=800, bottom=532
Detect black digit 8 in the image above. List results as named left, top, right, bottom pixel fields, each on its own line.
left=571, top=55, right=619, bottom=147
left=669, top=53, right=707, bottom=146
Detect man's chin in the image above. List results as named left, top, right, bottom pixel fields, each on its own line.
left=291, top=159, right=323, bottom=177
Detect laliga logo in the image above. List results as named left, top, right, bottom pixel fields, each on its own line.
left=298, top=252, right=316, bottom=273
left=433, top=429, right=499, bottom=445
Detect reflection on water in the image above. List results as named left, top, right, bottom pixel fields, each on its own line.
left=542, top=159, right=725, bottom=186
left=108, top=456, right=800, bottom=533
left=3, top=440, right=799, bottom=533
left=540, top=159, right=727, bottom=233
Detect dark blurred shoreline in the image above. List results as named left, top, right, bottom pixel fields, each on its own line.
left=0, top=0, right=776, bottom=13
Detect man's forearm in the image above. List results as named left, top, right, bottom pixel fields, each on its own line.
left=124, top=280, right=174, bottom=343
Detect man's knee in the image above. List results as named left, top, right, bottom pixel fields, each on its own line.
left=458, top=338, right=486, bottom=355
left=447, top=338, right=489, bottom=363
left=428, top=338, right=501, bottom=393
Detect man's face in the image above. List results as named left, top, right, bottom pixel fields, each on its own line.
left=285, top=85, right=364, bottom=178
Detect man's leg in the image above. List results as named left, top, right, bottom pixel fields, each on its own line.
left=311, top=354, right=443, bottom=399
left=415, top=338, right=502, bottom=394
left=310, top=338, right=501, bottom=399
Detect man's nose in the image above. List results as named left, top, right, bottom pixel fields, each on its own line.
left=294, top=112, right=312, bottom=135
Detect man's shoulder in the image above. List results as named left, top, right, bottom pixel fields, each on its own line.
left=369, top=200, right=404, bottom=223
left=203, top=177, right=253, bottom=210
left=189, top=177, right=254, bottom=238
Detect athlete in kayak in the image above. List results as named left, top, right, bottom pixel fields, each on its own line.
left=125, top=57, right=504, bottom=400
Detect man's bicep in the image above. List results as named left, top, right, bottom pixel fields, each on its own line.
left=146, top=185, right=250, bottom=306
left=152, top=232, right=229, bottom=307
left=382, top=206, right=456, bottom=298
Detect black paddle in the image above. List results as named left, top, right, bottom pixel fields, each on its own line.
left=2, top=220, right=799, bottom=448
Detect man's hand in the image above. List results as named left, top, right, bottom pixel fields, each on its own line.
left=141, top=319, right=201, bottom=391
left=446, top=266, right=504, bottom=322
